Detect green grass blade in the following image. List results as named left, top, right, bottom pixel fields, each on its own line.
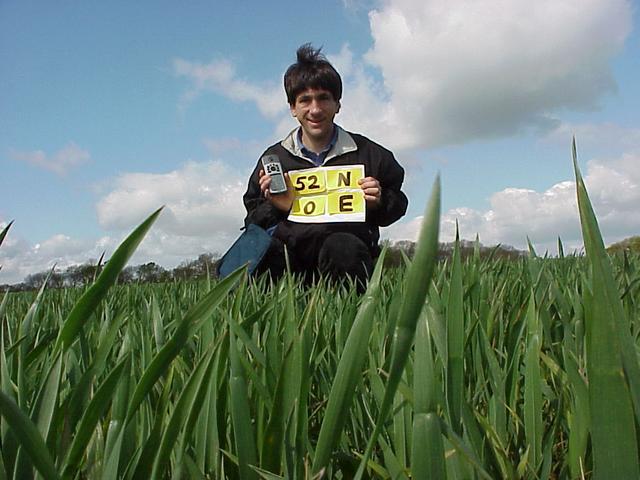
left=0, top=292, right=9, bottom=329
left=0, top=221, right=13, bottom=249
left=194, top=313, right=216, bottom=473
left=61, top=356, right=128, bottom=478
left=441, top=420, right=493, bottom=480
left=564, top=350, right=590, bottom=480
left=446, top=226, right=464, bottom=434
left=574, top=142, right=640, bottom=406
left=229, top=327, right=258, bottom=480
left=55, top=207, right=163, bottom=353
left=150, top=293, right=165, bottom=350
left=101, top=332, right=132, bottom=477
left=355, top=176, right=441, bottom=479
left=380, top=435, right=408, bottom=480
left=260, top=341, right=292, bottom=473
left=182, top=343, right=226, bottom=449
left=32, top=352, right=63, bottom=442
left=101, top=427, right=125, bottom=480
left=311, top=249, right=387, bottom=475
left=0, top=320, right=17, bottom=474
left=411, top=413, right=446, bottom=479
left=557, top=236, right=564, bottom=258
left=583, top=283, right=639, bottom=479
left=150, top=347, right=216, bottom=479
left=573, top=140, right=640, bottom=479
left=411, top=315, right=446, bottom=478
left=0, top=452, right=6, bottom=480
left=413, top=313, right=437, bottom=415
left=524, top=294, right=542, bottom=471
left=0, top=391, right=60, bottom=480
left=0, top=322, right=13, bottom=403
left=526, top=237, right=538, bottom=258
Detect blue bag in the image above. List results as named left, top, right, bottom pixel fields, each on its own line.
left=216, top=224, right=273, bottom=278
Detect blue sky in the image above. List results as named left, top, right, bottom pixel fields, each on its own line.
left=1, top=0, right=639, bottom=284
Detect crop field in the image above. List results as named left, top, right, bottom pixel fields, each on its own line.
left=1, top=152, right=640, bottom=479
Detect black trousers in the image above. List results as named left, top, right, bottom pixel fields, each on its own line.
left=255, top=232, right=374, bottom=290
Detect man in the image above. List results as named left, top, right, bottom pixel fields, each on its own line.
left=243, top=44, right=408, bottom=287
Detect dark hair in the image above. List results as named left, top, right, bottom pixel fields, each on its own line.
left=284, top=43, right=342, bottom=105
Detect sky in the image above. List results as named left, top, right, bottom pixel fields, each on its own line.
left=1, top=0, right=639, bottom=285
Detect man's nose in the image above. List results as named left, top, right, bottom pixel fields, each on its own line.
left=309, top=99, right=321, bottom=113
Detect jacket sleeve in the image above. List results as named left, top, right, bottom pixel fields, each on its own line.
left=242, top=159, right=289, bottom=229
left=367, top=151, right=409, bottom=227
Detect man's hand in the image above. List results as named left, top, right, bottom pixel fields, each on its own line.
left=259, top=169, right=295, bottom=212
left=359, top=176, right=382, bottom=209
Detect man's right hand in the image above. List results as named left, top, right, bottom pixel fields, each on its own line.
left=259, top=169, right=295, bottom=212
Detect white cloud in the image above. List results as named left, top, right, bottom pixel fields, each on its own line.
left=36, top=234, right=92, bottom=258
left=96, top=160, right=247, bottom=237
left=349, top=0, right=632, bottom=150
left=385, top=150, right=640, bottom=253
left=10, top=142, right=90, bottom=176
left=173, top=58, right=285, bottom=119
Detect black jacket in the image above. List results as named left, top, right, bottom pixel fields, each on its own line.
left=243, top=127, right=408, bottom=258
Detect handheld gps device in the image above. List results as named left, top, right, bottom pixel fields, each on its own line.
left=261, top=155, right=288, bottom=194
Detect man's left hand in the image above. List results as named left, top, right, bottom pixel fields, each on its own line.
left=359, top=176, right=382, bottom=209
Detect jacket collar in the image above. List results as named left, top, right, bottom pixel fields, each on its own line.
left=281, top=125, right=358, bottom=164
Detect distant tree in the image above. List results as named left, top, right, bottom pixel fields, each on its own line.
left=172, top=253, right=220, bottom=280
left=2, top=251, right=225, bottom=290
left=49, top=271, right=64, bottom=289
left=607, top=236, right=640, bottom=254
left=136, top=262, right=170, bottom=283
left=24, top=270, right=63, bottom=290
left=63, top=263, right=98, bottom=288
left=118, top=266, right=136, bottom=285
left=382, top=240, right=415, bottom=269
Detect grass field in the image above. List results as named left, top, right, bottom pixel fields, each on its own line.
left=1, top=149, right=639, bottom=479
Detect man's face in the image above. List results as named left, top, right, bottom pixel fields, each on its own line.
left=290, top=87, right=340, bottom=147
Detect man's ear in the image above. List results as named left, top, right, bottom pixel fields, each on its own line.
left=290, top=104, right=297, bottom=117
left=336, top=101, right=341, bottom=114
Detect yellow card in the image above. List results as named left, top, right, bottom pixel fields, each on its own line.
left=328, top=191, right=364, bottom=215
left=326, top=167, right=361, bottom=190
left=290, top=170, right=326, bottom=195
left=295, top=195, right=326, bottom=216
